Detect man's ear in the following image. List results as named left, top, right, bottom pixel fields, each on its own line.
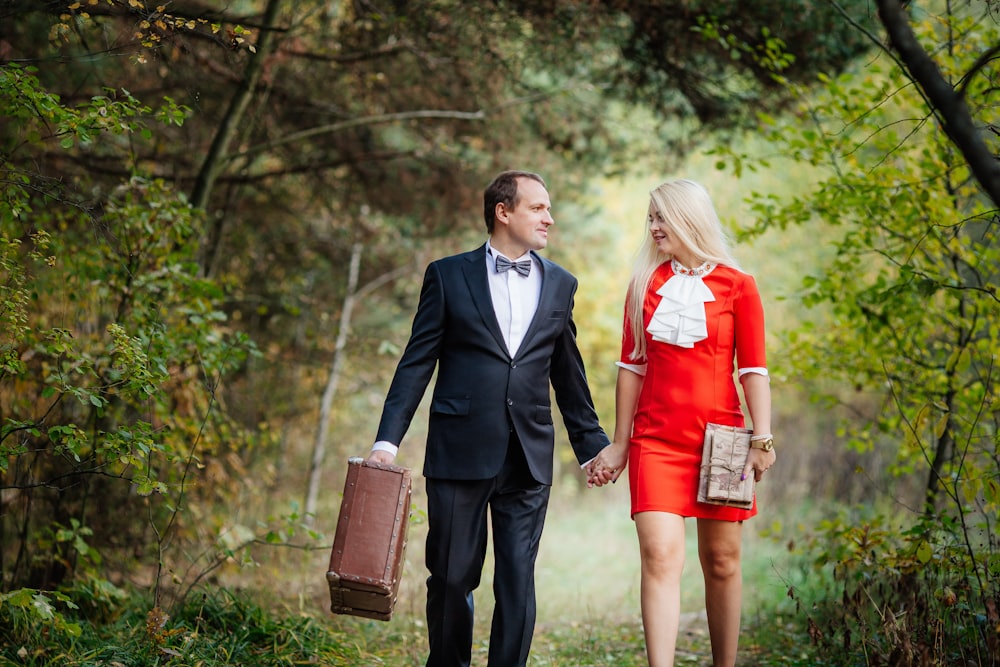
left=494, top=202, right=510, bottom=226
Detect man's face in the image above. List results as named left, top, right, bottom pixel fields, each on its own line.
left=500, top=178, right=554, bottom=254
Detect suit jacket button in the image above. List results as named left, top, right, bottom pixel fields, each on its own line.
left=506, top=398, right=513, bottom=406
left=510, top=361, right=517, bottom=368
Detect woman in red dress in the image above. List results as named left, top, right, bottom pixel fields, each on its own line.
left=589, top=179, right=775, bottom=667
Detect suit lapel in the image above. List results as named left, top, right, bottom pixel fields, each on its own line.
left=462, top=245, right=509, bottom=354
left=514, top=251, right=556, bottom=358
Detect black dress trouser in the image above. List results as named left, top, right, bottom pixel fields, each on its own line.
left=423, top=436, right=551, bottom=667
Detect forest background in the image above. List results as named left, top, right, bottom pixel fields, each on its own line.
left=1, top=1, right=999, bottom=665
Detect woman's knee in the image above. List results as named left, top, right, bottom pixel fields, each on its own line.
left=640, top=540, right=684, bottom=580
left=699, top=545, right=741, bottom=581
left=636, top=512, right=686, bottom=580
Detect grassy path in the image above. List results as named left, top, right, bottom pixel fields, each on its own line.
left=306, top=480, right=796, bottom=666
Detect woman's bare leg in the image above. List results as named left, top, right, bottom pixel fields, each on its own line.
left=634, top=511, right=686, bottom=667
left=697, top=518, right=744, bottom=667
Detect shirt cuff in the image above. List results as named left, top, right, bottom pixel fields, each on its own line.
left=738, top=367, right=768, bottom=377
left=372, top=441, right=399, bottom=456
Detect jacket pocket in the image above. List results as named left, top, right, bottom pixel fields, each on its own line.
left=534, top=405, right=553, bottom=424
left=431, top=397, right=470, bottom=416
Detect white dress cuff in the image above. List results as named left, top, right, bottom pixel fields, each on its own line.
left=615, top=361, right=647, bottom=376
left=738, top=367, right=769, bottom=377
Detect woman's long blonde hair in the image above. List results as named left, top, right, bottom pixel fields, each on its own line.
left=626, top=179, right=740, bottom=360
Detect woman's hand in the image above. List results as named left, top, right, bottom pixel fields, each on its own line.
left=586, top=441, right=629, bottom=488
left=743, top=447, right=776, bottom=483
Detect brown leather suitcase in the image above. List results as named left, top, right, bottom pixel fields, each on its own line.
left=326, top=457, right=412, bottom=621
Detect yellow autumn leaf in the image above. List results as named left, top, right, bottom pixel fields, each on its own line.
left=915, top=540, right=932, bottom=564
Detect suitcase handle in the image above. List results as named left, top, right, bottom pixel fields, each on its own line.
left=348, top=456, right=411, bottom=473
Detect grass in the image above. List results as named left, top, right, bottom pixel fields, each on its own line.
left=1, top=481, right=826, bottom=666
left=319, top=477, right=798, bottom=664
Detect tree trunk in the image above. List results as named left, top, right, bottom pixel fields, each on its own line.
left=875, top=0, right=1000, bottom=208
left=302, top=245, right=420, bottom=526
left=304, top=242, right=363, bottom=526
left=191, top=0, right=283, bottom=277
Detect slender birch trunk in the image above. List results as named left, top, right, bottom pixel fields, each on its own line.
left=304, top=242, right=362, bottom=525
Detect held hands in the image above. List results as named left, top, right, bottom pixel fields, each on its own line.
left=586, top=441, right=628, bottom=488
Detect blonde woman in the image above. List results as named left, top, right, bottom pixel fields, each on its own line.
left=588, top=179, right=774, bottom=667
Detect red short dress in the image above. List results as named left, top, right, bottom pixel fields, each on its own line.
left=619, top=261, right=767, bottom=521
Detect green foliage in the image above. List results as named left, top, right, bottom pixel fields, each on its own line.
left=0, top=585, right=379, bottom=666
left=711, top=5, right=1000, bottom=664
left=1, top=62, right=260, bottom=610
left=0, top=586, right=83, bottom=644
left=5, top=3, right=997, bottom=664
left=789, top=507, right=1000, bottom=665
left=0, top=1, right=886, bottom=509
left=0, top=63, right=190, bottom=156
left=0, top=581, right=823, bottom=666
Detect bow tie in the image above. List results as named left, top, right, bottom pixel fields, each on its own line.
left=495, top=255, right=531, bottom=277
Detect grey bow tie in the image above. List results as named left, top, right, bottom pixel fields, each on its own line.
left=495, top=255, right=531, bottom=277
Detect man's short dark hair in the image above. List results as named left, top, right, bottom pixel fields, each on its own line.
left=483, top=170, right=546, bottom=233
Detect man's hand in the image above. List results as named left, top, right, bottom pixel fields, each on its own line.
left=368, top=449, right=396, bottom=466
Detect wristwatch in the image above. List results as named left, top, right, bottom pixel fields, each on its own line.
left=750, top=437, right=774, bottom=452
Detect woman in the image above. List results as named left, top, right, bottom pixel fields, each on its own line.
left=588, top=179, right=775, bottom=667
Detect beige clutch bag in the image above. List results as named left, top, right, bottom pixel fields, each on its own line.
left=697, top=423, right=754, bottom=510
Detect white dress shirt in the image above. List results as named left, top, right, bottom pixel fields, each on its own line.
left=485, top=240, right=541, bottom=357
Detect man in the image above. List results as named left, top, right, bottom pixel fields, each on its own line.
left=368, top=170, right=609, bottom=667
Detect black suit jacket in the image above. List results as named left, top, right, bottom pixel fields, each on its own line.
left=375, top=244, right=608, bottom=484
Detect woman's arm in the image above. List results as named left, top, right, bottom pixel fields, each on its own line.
left=588, top=366, right=643, bottom=486
left=740, top=372, right=775, bottom=481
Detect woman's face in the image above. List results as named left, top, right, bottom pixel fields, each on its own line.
left=648, top=204, right=679, bottom=256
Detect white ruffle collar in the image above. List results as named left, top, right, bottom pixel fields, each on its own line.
left=646, top=259, right=717, bottom=348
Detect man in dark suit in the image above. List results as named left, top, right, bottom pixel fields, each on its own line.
left=368, top=170, right=609, bottom=667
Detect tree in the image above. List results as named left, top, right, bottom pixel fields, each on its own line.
left=874, top=0, right=1000, bottom=206
left=0, top=0, right=880, bottom=456
left=712, top=2, right=1000, bottom=662
left=0, top=64, right=259, bottom=614
left=1, top=0, right=882, bottom=626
